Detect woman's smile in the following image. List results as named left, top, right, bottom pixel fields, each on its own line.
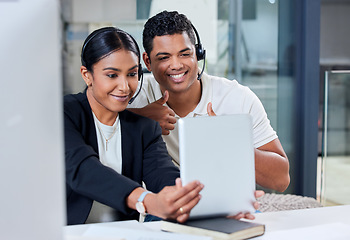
left=110, top=93, right=130, bottom=102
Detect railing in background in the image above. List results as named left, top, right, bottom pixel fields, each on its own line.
left=320, top=70, right=350, bottom=206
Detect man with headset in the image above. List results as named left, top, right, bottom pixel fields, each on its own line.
left=128, top=10, right=290, bottom=192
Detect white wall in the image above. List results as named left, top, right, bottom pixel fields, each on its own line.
left=150, top=0, right=218, bottom=63
left=61, top=0, right=136, bottom=23
left=0, top=1, right=65, bottom=240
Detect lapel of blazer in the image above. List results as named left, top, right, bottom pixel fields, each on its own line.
left=78, top=92, right=99, bottom=153
left=118, top=110, right=139, bottom=180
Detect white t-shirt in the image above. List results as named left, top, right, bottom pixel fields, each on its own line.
left=93, top=113, right=122, bottom=173
left=129, top=72, right=277, bottom=165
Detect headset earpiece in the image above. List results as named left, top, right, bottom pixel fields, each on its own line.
left=191, top=24, right=206, bottom=61
left=195, top=43, right=205, bottom=61
left=191, top=24, right=206, bottom=80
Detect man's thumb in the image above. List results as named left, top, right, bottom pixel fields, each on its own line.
left=207, top=102, right=216, bottom=116
left=156, top=90, right=169, bottom=105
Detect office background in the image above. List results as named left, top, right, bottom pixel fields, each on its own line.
left=1, top=0, right=349, bottom=239
left=60, top=0, right=350, bottom=200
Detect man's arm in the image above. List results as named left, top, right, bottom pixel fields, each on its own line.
left=255, top=138, right=290, bottom=192
left=208, top=102, right=290, bottom=192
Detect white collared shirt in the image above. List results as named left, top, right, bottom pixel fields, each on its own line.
left=128, top=71, right=277, bottom=165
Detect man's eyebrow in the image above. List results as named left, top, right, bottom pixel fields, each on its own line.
left=155, top=48, right=192, bottom=57
left=179, top=48, right=191, bottom=53
left=155, top=52, right=170, bottom=57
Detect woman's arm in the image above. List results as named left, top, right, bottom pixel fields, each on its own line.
left=126, top=178, right=204, bottom=223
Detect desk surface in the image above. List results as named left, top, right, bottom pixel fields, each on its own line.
left=64, top=205, right=350, bottom=240
left=246, top=205, right=350, bottom=239
left=250, top=204, right=350, bottom=231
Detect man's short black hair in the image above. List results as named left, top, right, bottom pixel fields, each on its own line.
left=143, top=10, right=196, bottom=57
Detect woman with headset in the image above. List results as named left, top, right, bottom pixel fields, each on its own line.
left=64, top=27, right=203, bottom=225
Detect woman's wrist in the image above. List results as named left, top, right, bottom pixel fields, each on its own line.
left=126, top=188, right=158, bottom=216
left=143, top=192, right=157, bottom=215
left=126, top=187, right=145, bottom=210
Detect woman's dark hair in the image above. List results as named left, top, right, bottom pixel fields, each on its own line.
left=143, top=10, right=196, bottom=57
left=81, top=27, right=141, bottom=72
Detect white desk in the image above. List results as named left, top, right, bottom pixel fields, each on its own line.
left=64, top=205, right=350, bottom=240
left=251, top=204, right=350, bottom=231
left=247, top=205, right=350, bottom=239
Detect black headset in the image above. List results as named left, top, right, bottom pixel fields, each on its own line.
left=81, top=27, right=143, bottom=104
left=191, top=24, right=206, bottom=80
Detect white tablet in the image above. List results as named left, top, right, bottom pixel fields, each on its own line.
left=178, top=114, right=256, bottom=219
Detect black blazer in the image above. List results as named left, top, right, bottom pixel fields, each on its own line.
left=64, top=92, right=179, bottom=225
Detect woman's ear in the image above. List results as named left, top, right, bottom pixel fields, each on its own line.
left=80, top=66, right=92, bottom=87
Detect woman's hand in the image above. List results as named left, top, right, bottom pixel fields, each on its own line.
left=144, top=178, right=204, bottom=223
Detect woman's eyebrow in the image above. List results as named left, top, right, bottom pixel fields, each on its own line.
left=103, top=65, right=138, bottom=71
left=103, top=67, right=120, bottom=71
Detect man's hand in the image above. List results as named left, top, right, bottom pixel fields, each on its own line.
left=227, top=190, right=265, bottom=220
left=128, top=91, right=177, bottom=135
left=207, top=102, right=216, bottom=116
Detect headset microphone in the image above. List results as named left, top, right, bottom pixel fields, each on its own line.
left=197, top=56, right=206, bottom=80
left=128, top=66, right=144, bottom=104
left=191, top=24, right=206, bottom=80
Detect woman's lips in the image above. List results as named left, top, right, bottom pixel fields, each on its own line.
left=110, top=94, right=129, bottom=102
